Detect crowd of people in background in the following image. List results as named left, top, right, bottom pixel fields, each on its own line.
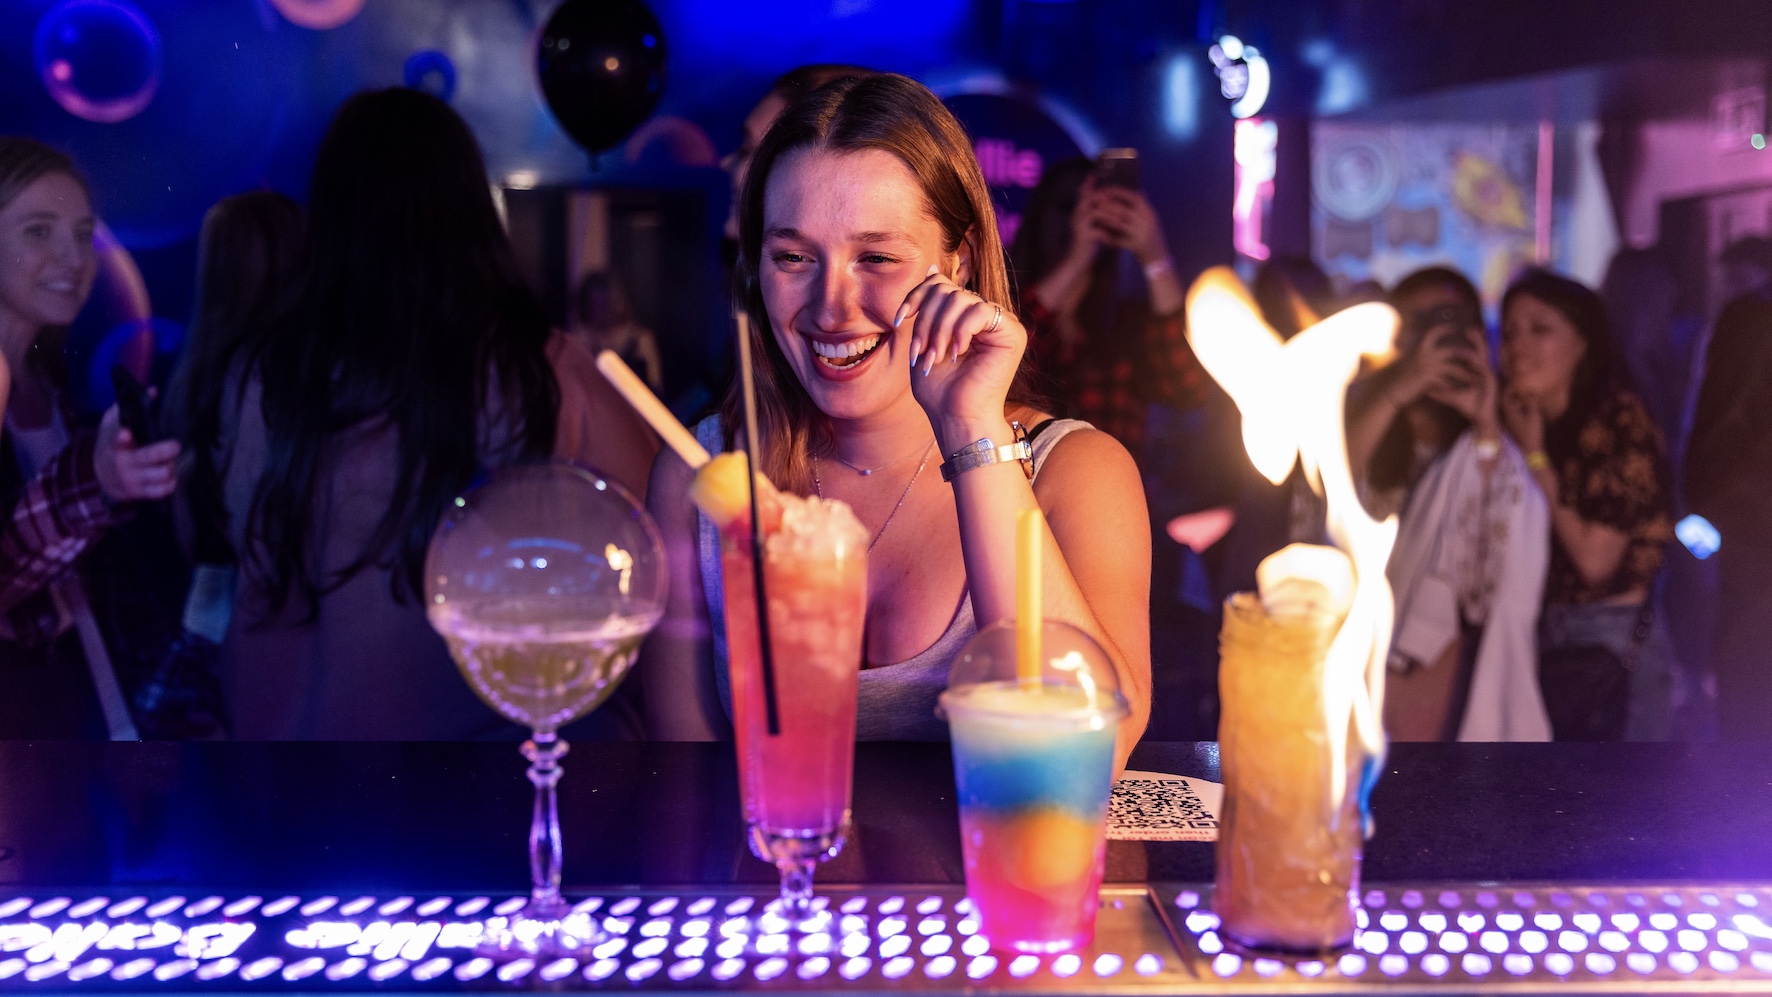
left=0, top=64, right=1766, bottom=745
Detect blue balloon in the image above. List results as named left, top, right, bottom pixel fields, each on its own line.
left=403, top=49, right=458, bottom=103
left=34, top=0, right=162, bottom=124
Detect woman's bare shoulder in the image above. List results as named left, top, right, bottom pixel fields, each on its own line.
left=1038, top=424, right=1140, bottom=484
left=648, top=445, right=699, bottom=516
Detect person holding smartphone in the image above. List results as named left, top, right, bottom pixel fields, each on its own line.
left=1348, top=267, right=1500, bottom=513
left=1346, top=266, right=1552, bottom=743
left=0, top=138, right=183, bottom=738
left=1009, top=153, right=1203, bottom=456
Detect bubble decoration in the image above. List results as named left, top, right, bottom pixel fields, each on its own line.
left=267, top=0, right=367, bottom=30
left=33, top=0, right=162, bottom=124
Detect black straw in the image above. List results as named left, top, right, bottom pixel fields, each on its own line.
left=736, top=315, right=782, bottom=736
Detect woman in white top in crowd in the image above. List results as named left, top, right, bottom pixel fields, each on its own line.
left=1346, top=267, right=1551, bottom=741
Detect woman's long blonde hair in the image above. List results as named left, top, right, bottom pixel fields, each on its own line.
left=726, top=73, right=1035, bottom=493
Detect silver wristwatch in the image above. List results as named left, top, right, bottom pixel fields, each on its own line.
left=939, top=422, right=1034, bottom=482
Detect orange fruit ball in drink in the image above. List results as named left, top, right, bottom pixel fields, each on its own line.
left=978, top=808, right=1098, bottom=893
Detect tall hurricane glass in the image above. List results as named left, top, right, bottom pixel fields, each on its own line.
left=718, top=491, right=868, bottom=915
left=426, top=462, right=665, bottom=956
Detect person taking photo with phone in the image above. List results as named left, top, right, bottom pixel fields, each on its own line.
left=1346, top=266, right=1552, bottom=743
left=0, top=138, right=182, bottom=739
left=1009, top=154, right=1203, bottom=457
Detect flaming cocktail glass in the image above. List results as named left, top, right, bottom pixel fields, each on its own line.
left=1180, top=268, right=1399, bottom=956
left=717, top=483, right=868, bottom=913
left=942, top=621, right=1127, bottom=954
left=1216, top=584, right=1363, bottom=952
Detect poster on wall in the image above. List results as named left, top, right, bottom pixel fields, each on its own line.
left=1312, top=123, right=1540, bottom=310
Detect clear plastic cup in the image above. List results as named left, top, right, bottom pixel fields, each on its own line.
left=939, top=620, right=1128, bottom=954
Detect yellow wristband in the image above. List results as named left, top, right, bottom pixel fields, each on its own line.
left=1525, top=450, right=1551, bottom=472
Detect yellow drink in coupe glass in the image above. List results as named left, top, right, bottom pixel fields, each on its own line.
left=432, top=602, right=659, bottom=733
left=424, top=463, right=667, bottom=956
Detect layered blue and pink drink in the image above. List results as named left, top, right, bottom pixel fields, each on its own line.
left=942, top=621, right=1126, bottom=954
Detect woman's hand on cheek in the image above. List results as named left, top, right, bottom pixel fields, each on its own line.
left=893, top=265, right=1024, bottom=437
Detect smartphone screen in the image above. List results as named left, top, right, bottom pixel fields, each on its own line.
left=1096, top=148, right=1139, bottom=190
left=111, top=365, right=158, bottom=444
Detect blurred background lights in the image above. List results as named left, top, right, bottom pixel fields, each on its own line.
left=1209, top=35, right=1270, bottom=118
left=34, top=0, right=162, bottom=124
left=267, top=0, right=367, bottom=30
left=402, top=50, right=458, bottom=103
left=1676, top=515, right=1721, bottom=560
left=1302, top=39, right=1369, bottom=116
left=1162, top=55, right=1199, bottom=140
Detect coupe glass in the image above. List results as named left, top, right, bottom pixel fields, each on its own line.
left=426, top=462, right=666, bottom=956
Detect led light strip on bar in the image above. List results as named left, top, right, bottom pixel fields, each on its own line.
left=0, top=884, right=1769, bottom=991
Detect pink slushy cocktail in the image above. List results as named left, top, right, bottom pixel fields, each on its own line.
left=719, top=490, right=867, bottom=902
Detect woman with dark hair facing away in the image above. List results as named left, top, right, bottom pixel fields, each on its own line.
left=165, top=192, right=303, bottom=639
left=133, top=192, right=302, bottom=737
left=1500, top=269, right=1673, bottom=741
left=1346, top=267, right=1551, bottom=741
left=1010, top=156, right=1202, bottom=455
left=642, top=74, right=1151, bottom=768
left=1685, top=290, right=1772, bottom=740
left=0, top=137, right=182, bottom=737
left=220, top=89, right=658, bottom=740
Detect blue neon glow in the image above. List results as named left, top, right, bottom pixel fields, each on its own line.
left=1676, top=515, right=1721, bottom=559
left=1162, top=56, right=1199, bottom=141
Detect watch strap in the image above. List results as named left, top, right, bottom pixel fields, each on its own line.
left=940, top=438, right=1033, bottom=482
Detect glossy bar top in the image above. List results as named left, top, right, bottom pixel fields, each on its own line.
left=0, top=740, right=1765, bottom=892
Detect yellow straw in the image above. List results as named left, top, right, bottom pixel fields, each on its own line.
left=1017, top=507, right=1043, bottom=690
left=595, top=349, right=711, bottom=469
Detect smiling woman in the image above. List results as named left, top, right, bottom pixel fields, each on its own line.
left=640, top=74, right=1152, bottom=769
left=0, top=137, right=183, bottom=738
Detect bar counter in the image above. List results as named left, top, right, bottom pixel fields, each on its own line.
left=1, top=741, right=1769, bottom=992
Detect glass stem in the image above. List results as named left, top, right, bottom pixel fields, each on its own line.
left=778, top=856, right=816, bottom=915
left=523, top=736, right=570, bottom=915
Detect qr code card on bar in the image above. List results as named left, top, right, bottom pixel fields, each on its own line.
left=1108, top=770, right=1223, bottom=841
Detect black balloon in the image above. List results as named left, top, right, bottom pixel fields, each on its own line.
left=536, top=0, right=667, bottom=154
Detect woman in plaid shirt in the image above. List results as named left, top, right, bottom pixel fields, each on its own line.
left=0, top=139, right=182, bottom=736
left=1009, top=157, right=1204, bottom=458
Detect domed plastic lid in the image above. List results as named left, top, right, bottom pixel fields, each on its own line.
left=940, top=620, right=1129, bottom=726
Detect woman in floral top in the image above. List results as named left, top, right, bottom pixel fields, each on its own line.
left=1499, top=270, right=1674, bottom=740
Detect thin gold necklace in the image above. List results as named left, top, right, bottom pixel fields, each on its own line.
left=813, top=440, right=935, bottom=553
left=827, top=437, right=935, bottom=476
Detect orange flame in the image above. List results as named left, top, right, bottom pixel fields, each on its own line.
left=1185, top=267, right=1399, bottom=809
